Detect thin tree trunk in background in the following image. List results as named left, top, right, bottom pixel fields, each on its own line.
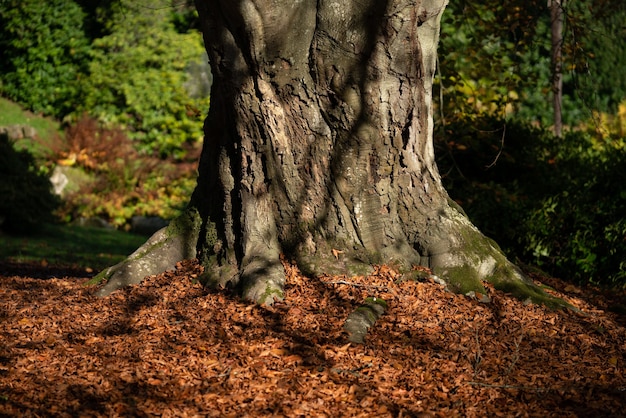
left=550, top=0, right=565, bottom=137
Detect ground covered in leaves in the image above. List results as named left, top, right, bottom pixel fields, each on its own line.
left=1, top=260, right=625, bottom=417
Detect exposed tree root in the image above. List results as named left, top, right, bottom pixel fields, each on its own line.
left=93, top=203, right=570, bottom=310
left=343, top=297, right=388, bottom=344
left=89, top=210, right=200, bottom=297
left=239, top=258, right=285, bottom=305
left=419, top=204, right=572, bottom=310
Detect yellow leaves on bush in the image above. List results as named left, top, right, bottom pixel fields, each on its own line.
left=54, top=114, right=198, bottom=227
left=587, top=100, right=626, bottom=145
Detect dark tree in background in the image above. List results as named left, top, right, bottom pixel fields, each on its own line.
left=549, top=0, right=565, bottom=137
left=96, top=0, right=554, bottom=306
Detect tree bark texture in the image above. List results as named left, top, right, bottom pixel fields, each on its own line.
left=186, top=0, right=539, bottom=304
left=96, top=0, right=556, bottom=307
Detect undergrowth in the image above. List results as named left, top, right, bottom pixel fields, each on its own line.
left=0, top=134, right=59, bottom=233
left=53, top=115, right=199, bottom=228
left=0, top=223, right=146, bottom=269
left=436, top=107, right=626, bottom=288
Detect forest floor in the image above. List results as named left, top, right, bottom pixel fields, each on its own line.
left=0, top=259, right=625, bottom=417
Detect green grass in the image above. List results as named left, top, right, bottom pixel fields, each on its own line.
left=0, top=223, right=147, bottom=270
left=0, top=97, right=63, bottom=158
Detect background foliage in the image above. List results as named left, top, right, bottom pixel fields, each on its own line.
left=0, top=0, right=91, bottom=117
left=0, top=134, right=59, bottom=233
left=436, top=113, right=626, bottom=287
left=0, top=1, right=205, bottom=230
left=0, top=0, right=209, bottom=158
left=435, top=0, right=626, bottom=287
left=437, top=0, right=626, bottom=127
left=76, top=2, right=209, bottom=158
left=53, top=115, right=199, bottom=228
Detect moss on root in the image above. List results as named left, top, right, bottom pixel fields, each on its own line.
left=198, top=254, right=238, bottom=289
left=238, top=258, right=286, bottom=305
left=197, top=216, right=238, bottom=289
left=89, top=208, right=202, bottom=295
left=295, top=239, right=377, bottom=278
left=422, top=204, right=573, bottom=309
left=251, top=285, right=285, bottom=305
left=434, top=264, right=487, bottom=295
left=343, top=297, right=387, bottom=344
left=85, top=269, right=111, bottom=286
left=489, top=266, right=575, bottom=310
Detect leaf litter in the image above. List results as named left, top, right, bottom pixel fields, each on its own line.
left=0, top=259, right=624, bottom=417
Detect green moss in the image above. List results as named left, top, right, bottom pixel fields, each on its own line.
left=345, top=260, right=376, bottom=276
left=483, top=235, right=503, bottom=253
left=435, top=264, right=486, bottom=295
left=364, top=296, right=388, bottom=309
left=489, top=267, right=573, bottom=310
left=166, top=207, right=202, bottom=239
left=457, top=221, right=497, bottom=264
left=344, top=296, right=387, bottom=343
left=198, top=254, right=220, bottom=286
left=197, top=222, right=244, bottom=290
left=199, top=253, right=237, bottom=289
left=237, top=263, right=286, bottom=304
left=257, top=287, right=285, bottom=305
left=203, top=220, right=219, bottom=248
left=85, top=271, right=109, bottom=286
left=355, top=305, right=379, bottom=323
left=396, top=269, right=431, bottom=283
left=196, top=218, right=224, bottom=284
left=85, top=208, right=203, bottom=289
left=447, top=196, right=469, bottom=219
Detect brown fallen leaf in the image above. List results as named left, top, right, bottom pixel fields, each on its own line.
left=0, top=259, right=624, bottom=418
left=332, top=248, right=344, bottom=259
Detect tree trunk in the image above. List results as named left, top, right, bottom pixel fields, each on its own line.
left=549, top=0, right=565, bottom=137
left=95, top=0, right=559, bottom=308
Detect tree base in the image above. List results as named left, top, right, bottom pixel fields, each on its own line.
left=92, top=205, right=570, bottom=310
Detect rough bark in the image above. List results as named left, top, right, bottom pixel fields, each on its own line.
left=550, top=0, right=565, bottom=137
left=95, top=0, right=563, bottom=308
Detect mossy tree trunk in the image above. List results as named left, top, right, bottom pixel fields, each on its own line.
left=96, top=0, right=557, bottom=307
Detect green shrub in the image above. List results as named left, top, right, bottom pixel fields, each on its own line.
left=518, top=130, right=626, bottom=286
left=0, top=134, right=59, bottom=232
left=55, top=116, right=198, bottom=228
left=0, top=0, right=90, bottom=117
left=1, top=1, right=210, bottom=160
left=75, top=3, right=209, bottom=158
left=437, top=114, right=626, bottom=288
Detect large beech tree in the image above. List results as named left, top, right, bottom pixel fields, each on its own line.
left=95, top=0, right=554, bottom=306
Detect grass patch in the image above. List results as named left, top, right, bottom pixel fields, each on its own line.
left=0, top=223, right=146, bottom=270
left=0, top=97, right=62, bottom=157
